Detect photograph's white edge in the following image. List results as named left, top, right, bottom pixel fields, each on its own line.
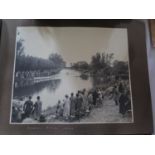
left=9, top=27, right=134, bottom=125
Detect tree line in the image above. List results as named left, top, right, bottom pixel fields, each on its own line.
left=16, top=33, right=128, bottom=79
left=15, top=37, right=66, bottom=72
left=71, top=52, right=129, bottom=78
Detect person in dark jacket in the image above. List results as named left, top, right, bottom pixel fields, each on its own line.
left=70, top=93, right=76, bottom=117
left=75, top=93, right=82, bottom=120
left=118, top=82, right=124, bottom=93
left=92, top=89, right=99, bottom=106
left=119, top=91, right=128, bottom=117
left=112, top=85, right=119, bottom=105
left=56, top=100, right=61, bottom=118
left=23, top=96, right=33, bottom=118
left=125, top=91, right=131, bottom=112
left=12, top=106, right=19, bottom=122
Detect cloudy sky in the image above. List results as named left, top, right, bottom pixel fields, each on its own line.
left=16, top=27, right=129, bottom=66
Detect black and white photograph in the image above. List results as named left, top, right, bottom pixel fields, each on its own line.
left=10, top=27, right=133, bottom=124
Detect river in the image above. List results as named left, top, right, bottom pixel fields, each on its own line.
left=14, top=69, right=94, bottom=110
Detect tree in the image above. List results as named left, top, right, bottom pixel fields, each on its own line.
left=49, top=53, right=66, bottom=69
left=91, top=52, right=114, bottom=74
left=15, top=42, right=66, bottom=72
left=15, top=33, right=66, bottom=72
left=16, top=39, right=25, bottom=57
left=71, top=61, right=89, bottom=70
left=112, top=60, right=128, bottom=75
left=15, top=34, right=26, bottom=72
left=91, top=52, right=102, bottom=69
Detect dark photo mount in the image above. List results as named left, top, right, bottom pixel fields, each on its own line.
left=10, top=24, right=133, bottom=124
left=0, top=20, right=2, bottom=43
left=149, top=20, right=155, bottom=48
left=0, top=19, right=153, bottom=135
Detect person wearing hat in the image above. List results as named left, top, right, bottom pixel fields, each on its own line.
left=23, top=96, right=33, bottom=118
left=34, top=96, right=42, bottom=121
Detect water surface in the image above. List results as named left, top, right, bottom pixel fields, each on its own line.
left=14, top=69, right=93, bottom=109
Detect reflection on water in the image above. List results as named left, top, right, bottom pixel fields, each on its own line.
left=14, top=69, right=94, bottom=109
left=14, top=79, right=61, bottom=98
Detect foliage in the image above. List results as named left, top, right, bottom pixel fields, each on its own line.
left=16, top=38, right=25, bottom=57
left=71, top=52, right=128, bottom=79
left=15, top=37, right=66, bottom=72
left=112, top=60, right=129, bottom=75
left=49, top=53, right=66, bottom=69
left=91, top=52, right=114, bottom=70
left=15, top=33, right=128, bottom=79
left=71, top=61, right=89, bottom=70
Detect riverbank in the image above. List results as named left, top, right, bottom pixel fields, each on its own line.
left=12, top=94, right=132, bottom=124
left=78, top=98, right=132, bottom=123
left=14, top=68, right=62, bottom=88
left=21, top=97, right=132, bottom=124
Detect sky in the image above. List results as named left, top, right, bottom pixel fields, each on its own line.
left=16, top=27, right=129, bottom=66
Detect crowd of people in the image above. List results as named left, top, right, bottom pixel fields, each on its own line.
left=12, top=80, right=132, bottom=123
left=12, top=96, right=44, bottom=122
left=55, top=80, right=131, bottom=121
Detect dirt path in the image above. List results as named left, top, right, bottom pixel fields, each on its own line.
left=79, top=98, right=132, bottom=123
